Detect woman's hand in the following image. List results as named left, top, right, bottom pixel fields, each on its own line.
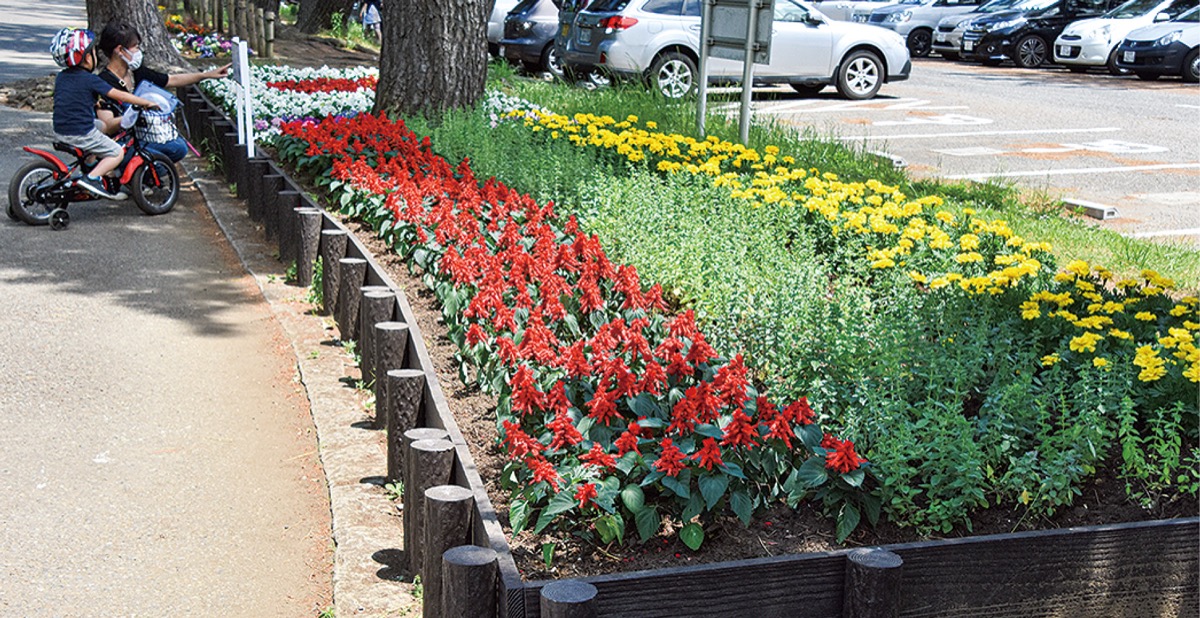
left=206, top=63, right=232, bottom=80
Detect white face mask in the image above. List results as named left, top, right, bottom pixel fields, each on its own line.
left=123, top=47, right=143, bottom=70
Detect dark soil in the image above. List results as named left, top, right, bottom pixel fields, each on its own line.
left=341, top=217, right=1199, bottom=582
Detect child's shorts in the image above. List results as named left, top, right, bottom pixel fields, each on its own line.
left=54, top=127, right=123, bottom=160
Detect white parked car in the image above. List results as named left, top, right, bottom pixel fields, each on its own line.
left=564, top=0, right=912, bottom=99
left=1114, top=3, right=1200, bottom=80
left=488, top=0, right=522, bottom=56
left=1053, top=0, right=1195, bottom=73
left=931, top=0, right=1025, bottom=57
left=814, top=0, right=902, bottom=20
left=857, top=0, right=986, bottom=56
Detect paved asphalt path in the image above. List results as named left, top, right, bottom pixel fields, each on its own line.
left=715, top=57, right=1200, bottom=240
left=0, top=0, right=87, bottom=82
left=0, top=2, right=332, bottom=613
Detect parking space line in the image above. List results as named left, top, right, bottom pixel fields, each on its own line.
left=946, top=163, right=1200, bottom=180
left=1124, top=228, right=1200, bottom=238
left=1177, top=104, right=1200, bottom=110
left=837, top=127, right=1121, bottom=140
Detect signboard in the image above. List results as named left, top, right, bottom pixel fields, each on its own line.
left=231, top=39, right=255, bottom=158
left=708, top=0, right=774, bottom=64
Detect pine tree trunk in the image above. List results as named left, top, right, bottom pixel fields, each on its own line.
left=87, top=0, right=189, bottom=72
left=374, top=0, right=489, bottom=118
left=296, top=0, right=345, bottom=33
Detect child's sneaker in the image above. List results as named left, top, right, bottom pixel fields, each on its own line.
left=75, top=176, right=118, bottom=199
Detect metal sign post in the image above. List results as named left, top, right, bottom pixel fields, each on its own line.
left=696, top=0, right=773, bottom=144
left=232, top=39, right=254, bottom=159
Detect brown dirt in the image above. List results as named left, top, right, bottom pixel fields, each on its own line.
left=334, top=213, right=1198, bottom=582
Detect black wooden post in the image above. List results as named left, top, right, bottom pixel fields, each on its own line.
left=261, top=173, right=283, bottom=241
left=843, top=548, right=903, bottom=618
left=404, top=438, right=454, bottom=573
left=319, top=229, right=348, bottom=316
left=334, top=258, right=367, bottom=342
left=386, top=369, right=425, bottom=473
left=540, top=581, right=599, bottom=618
left=276, top=191, right=301, bottom=264
left=375, top=322, right=410, bottom=430
left=441, top=545, right=498, bottom=618
left=221, top=131, right=239, bottom=184
left=246, top=159, right=270, bottom=218
left=295, top=208, right=323, bottom=288
left=359, top=289, right=396, bottom=386
left=422, top=485, right=476, bottom=618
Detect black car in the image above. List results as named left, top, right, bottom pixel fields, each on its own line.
left=1114, top=4, right=1200, bottom=80
left=501, top=0, right=566, bottom=77
left=960, top=0, right=1121, bottom=66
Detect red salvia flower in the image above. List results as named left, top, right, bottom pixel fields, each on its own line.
left=721, top=408, right=760, bottom=450
left=574, top=482, right=598, bottom=509
left=614, top=421, right=642, bottom=456
left=509, top=365, right=543, bottom=417
left=586, top=387, right=620, bottom=426
left=757, top=396, right=793, bottom=449
left=713, top=354, right=749, bottom=410
left=526, top=455, right=561, bottom=490
left=501, top=420, right=544, bottom=460
left=465, top=323, right=486, bottom=347
left=823, top=434, right=866, bottom=474
left=784, top=397, right=816, bottom=426
left=580, top=443, right=617, bottom=470
left=547, top=409, right=583, bottom=451
left=691, top=437, right=724, bottom=471
left=653, top=438, right=687, bottom=477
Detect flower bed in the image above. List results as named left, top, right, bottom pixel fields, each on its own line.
left=200, top=68, right=1197, bottom=547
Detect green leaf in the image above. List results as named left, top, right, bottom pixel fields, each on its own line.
left=797, top=456, right=829, bottom=488
left=697, top=473, right=729, bottom=510
left=836, top=503, right=861, bottom=544
left=729, top=490, right=753, bottom=526
left=621, top=484, right=646, bottom=514
left=542, top=542, right=556, bottom=568
left=635, top=506, right=660, bottom=542
left=682, top=490, right=704, bottom=522
left=595, top=513, right=625, bottom=544
left=796, top=424, right=823, bottom=451
left=719, top=462, right=747, bottom=479
left=694, top=424, right=724, bottom=440
left=629, top=393, right=661, bottom=419
left=509, top=498, right=530, bottom=534
left=680, top=522, right=704, bottom=551
left=862, top=493, right=882, bottom=526
left=662, top=475, right=691, bottom=499
left=615, top=451, right=639, bottom=476
left=533, top=490, right=578, bottom=533
left=842, top=468, right=866, bottom=488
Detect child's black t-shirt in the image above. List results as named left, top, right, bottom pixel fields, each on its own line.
left=53, top=67, right=113, bottom=136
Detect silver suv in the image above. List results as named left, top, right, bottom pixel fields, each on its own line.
left=563, top=0, right=912, bottom=99
left=858, top=0, right=985, bottom=56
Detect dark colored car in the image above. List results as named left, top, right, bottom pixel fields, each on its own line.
left=501, top=0, right=566, bottom=77
left=556, top=0, right=610, bottom=84
left=960, top=0, right=1121, bottom=66
left=1114, top=4, right=1200, bottom=80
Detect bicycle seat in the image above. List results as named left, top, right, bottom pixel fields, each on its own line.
left=52, top=142, right=86, bottom=158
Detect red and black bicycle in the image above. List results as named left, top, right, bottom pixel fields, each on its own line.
left=7, top=106, right=180, bottom=230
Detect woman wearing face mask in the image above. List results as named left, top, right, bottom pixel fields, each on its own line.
left=95, top=21, right=230, bottom=162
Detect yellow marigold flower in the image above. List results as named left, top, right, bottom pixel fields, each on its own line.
left=1074, top=315, right=1113, bottom=330
left=1054, top=273, right=1075, bottom=283
left=1109, top=329, right=1133, bottom=340
left=1170, top=304, right=1189, bottom=317
left=1093, top=357, right=1110, bottom=369
left=1065, top=260, right=1091, bottom=277
left=1135, top=311, right=1156, bottom=322
left=872, top=258, right=896, bottom=269
left=955, top=252, right=984, bottom=264
left=908, top=271, right=928, bottom=284
left=1069, top=332, right=1103, bottom=353
left=930, top=277, right=949, bottom=290
left=1184, top=361, right=1200, bottom=383
left=1159, top=335, right=1179, bottom=348
left=1042, top=353, right=1061, bottom=366
left=935, top=211, right=955, bottom=224
left=1075, top=279, right=1096, bottom=292
left=1186, top=321, right=1200, bottom=331
left=1170, top=328, right=1194, bottom=344
left=963, top=208, right=976, bottom=216
left=644, top=120, right=657, bottom=129
left=959, top=234, right=980, bottom=251
left=1133, top=345, right=1167, bottom=382
left=1020, top=301, right=1041, bottom=320
left=1183, top=296, right=1199, bottom=306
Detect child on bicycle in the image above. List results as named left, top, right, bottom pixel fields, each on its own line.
left=50, top=28, right=160, bottom=199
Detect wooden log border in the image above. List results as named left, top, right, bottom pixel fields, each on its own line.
left=182, top=85, right=1200, bottom=618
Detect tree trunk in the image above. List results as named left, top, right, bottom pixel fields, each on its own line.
left=374, top=0, right=489, bottom=118
left=87, top=0, right=189, bottom=72
left=296, top=0, right=345, bottom=33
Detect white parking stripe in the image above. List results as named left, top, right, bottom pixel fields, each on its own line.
left=837, top=127, right=1122, bottom=140
left=1177, top=104, right=1200, bottom=110
left=946, top=163, right=1200, bottom=180
left=1124, top=228, right=1200, bottom=238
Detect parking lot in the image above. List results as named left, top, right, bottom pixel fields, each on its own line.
left=714, top=57, right=1200, bottom=243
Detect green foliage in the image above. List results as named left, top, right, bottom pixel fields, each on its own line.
left=308, top=256, right=325, bottom=307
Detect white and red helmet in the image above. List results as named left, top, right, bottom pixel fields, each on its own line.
left=50, top=28, right=96, bottom=68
